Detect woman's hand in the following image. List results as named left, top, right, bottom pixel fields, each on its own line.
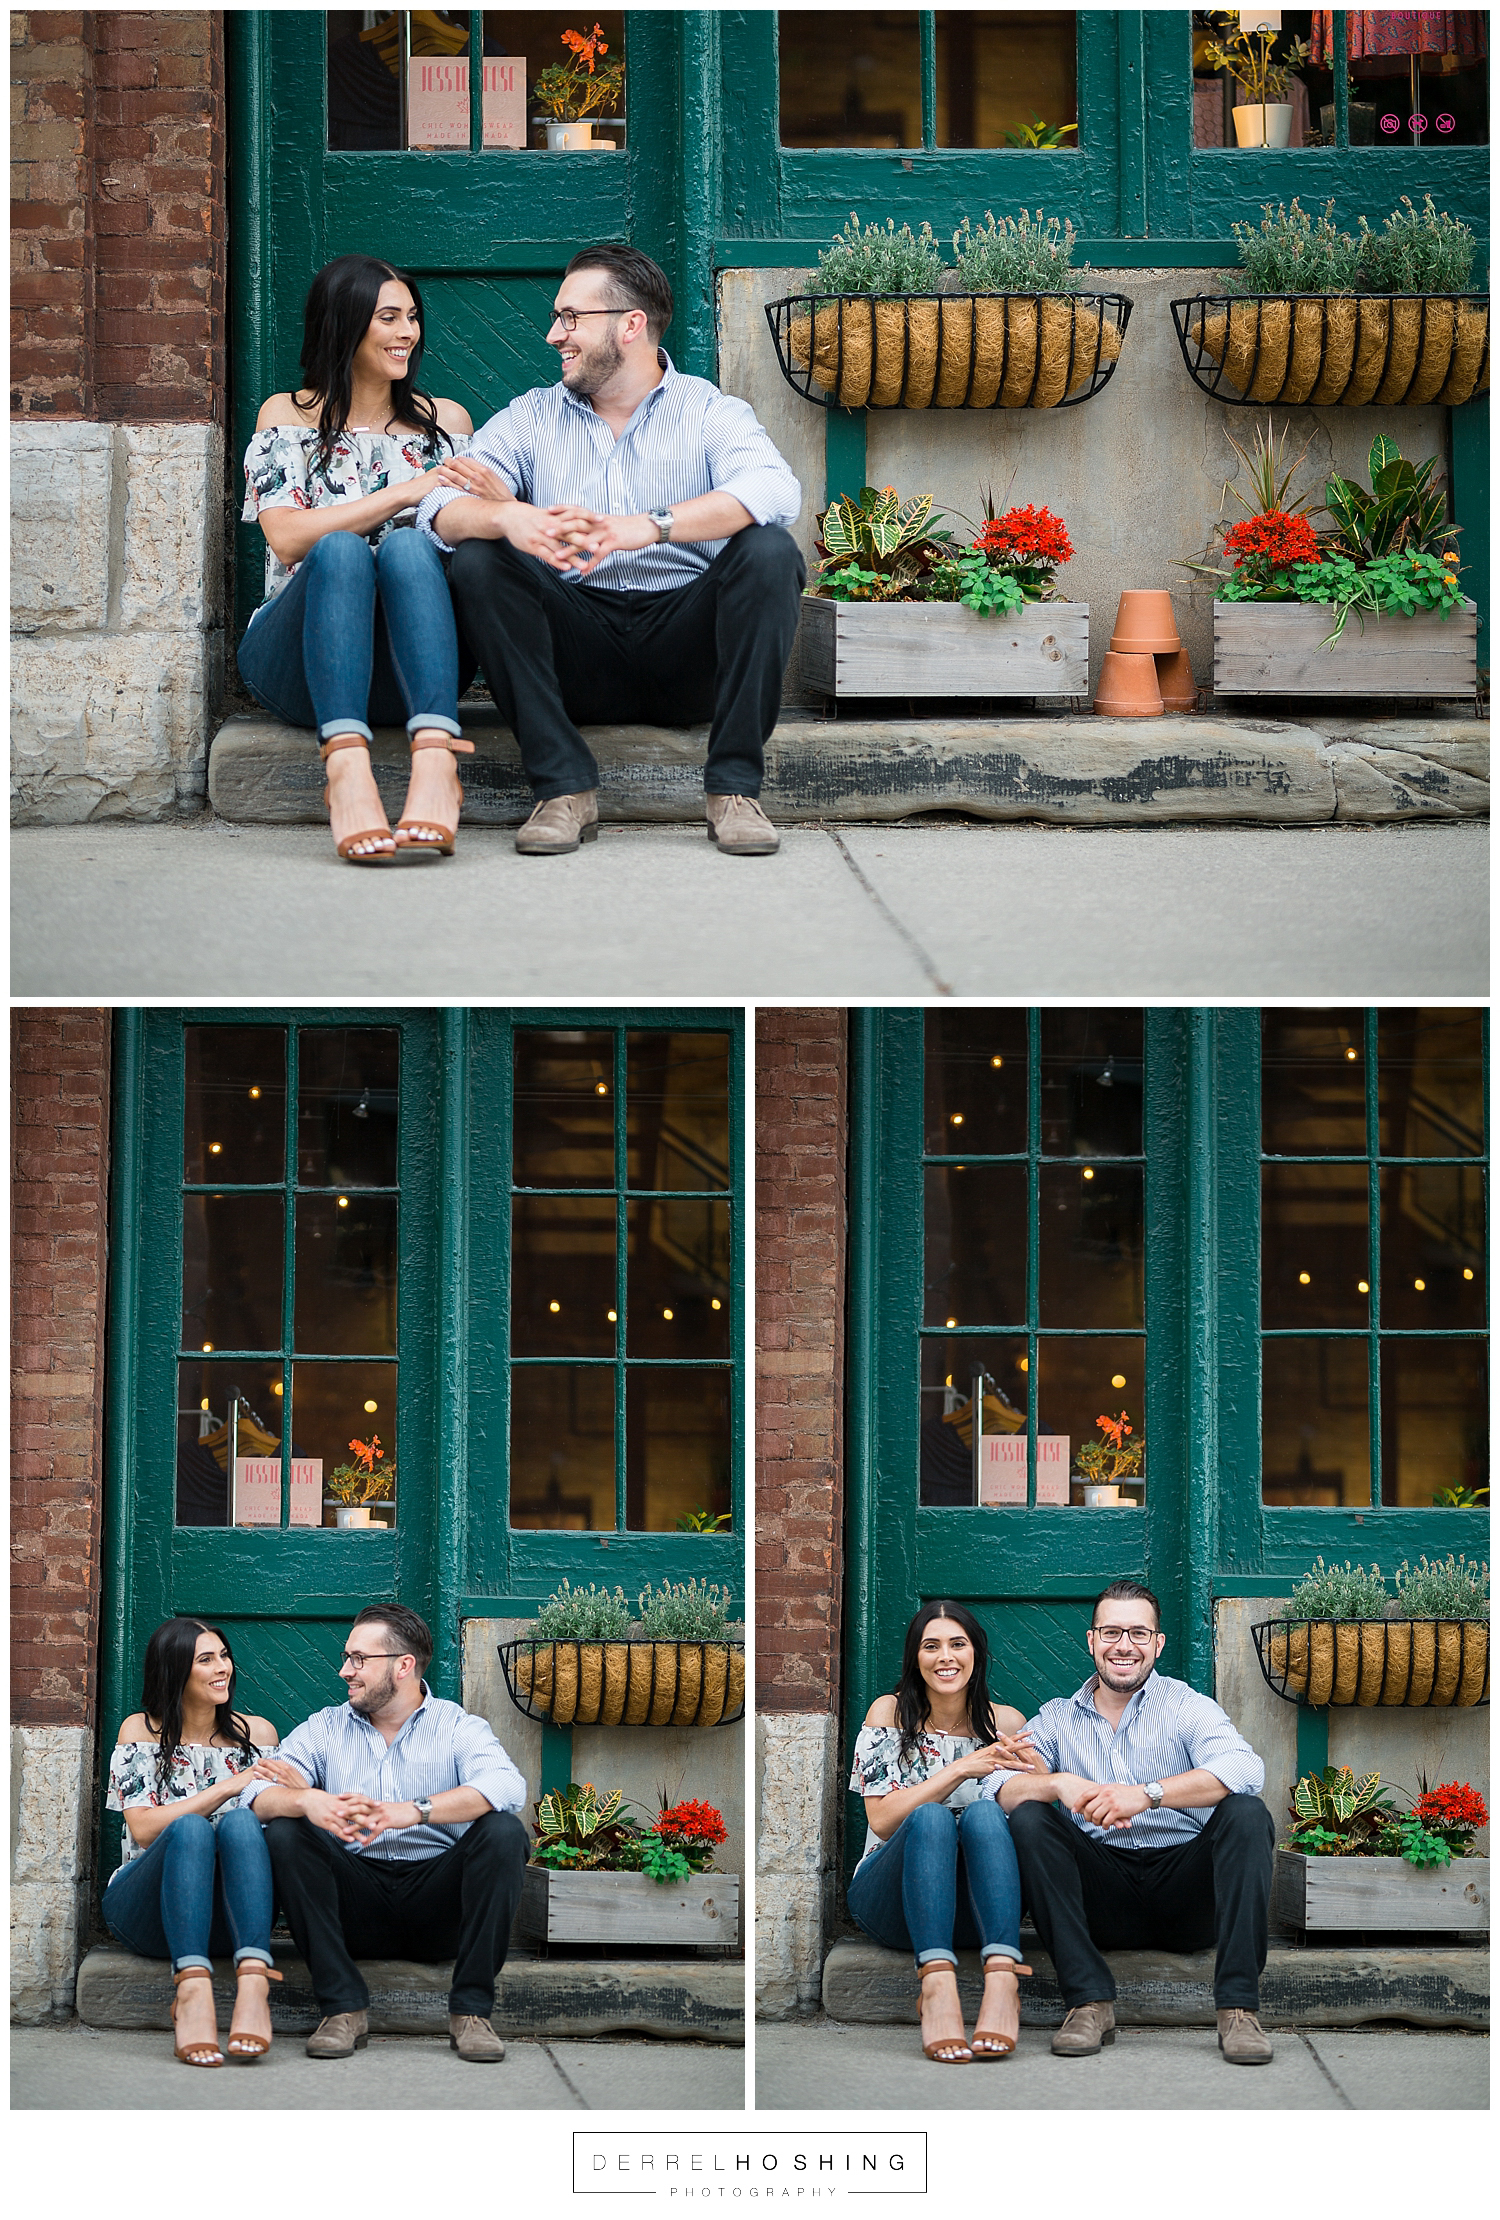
left=993, top=1731, right=1040, bottom=1772
left=953, top=1742, right=1011, bottom=1780
left=430, top=454, right=515, bottom=505
left=246, top=1757, right=306, bottom=1788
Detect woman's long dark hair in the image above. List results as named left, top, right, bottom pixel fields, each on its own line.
left=293, top=253, right=450, bottom=470
left=140, top=1618, right=254, bottom=1789
left=894, top=1600, right=997, bottom=1763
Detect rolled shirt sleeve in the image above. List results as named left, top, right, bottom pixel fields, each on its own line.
left=237, top=1715, right=322, bottom=1808
left=700, top=391, right=801, bottom=527
left=976, top=1708, right=1058, bottom=1802
left=451, top=1709, right=527, bottom=1815
left=417, top=406, right=526, bottom=546
left=1181, top=1700, right=1265, bottom=1797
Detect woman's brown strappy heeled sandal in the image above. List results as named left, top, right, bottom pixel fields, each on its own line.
left=395, top=729, right=474, bottom=857
left=916, top=1960, right=973, bottom=2064
left=970, top=1957, right=1033, bottom=2058
left=226, top=1959, right=283, bottom=2061
left=320, top=734, right=399, bottom=864
left=171, top=1966, right=224, bottom=2067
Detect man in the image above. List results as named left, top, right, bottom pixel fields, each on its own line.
left=242, top=1602, right=528, bottom=2063
left=981, top=1578, right=1276, bottom=2065
left=418, top=242, right=804, bottom=857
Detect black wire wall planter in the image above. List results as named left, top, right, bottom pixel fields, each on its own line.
left=1251, top=1618, right=1490, bottom=1709
left=765, top=290, right=1133, bottom=411
left=497, top=1637, right=747, bottom=1728
left=1170, top=292, right=1490, bottom=408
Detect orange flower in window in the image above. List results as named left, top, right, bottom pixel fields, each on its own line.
left=349, top=1435, right=382, bottom=1473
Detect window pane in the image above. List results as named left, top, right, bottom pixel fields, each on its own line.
left=326, top=13, right=626, bottom=153
left=1381, top=1165, right=1485, bottom=1330
left=1038, top=1164, right=1143, bottom=1328
left=182, top=1194, right=283, bottom=1352
left=627, top=1031, right=730, bottom=1190
left=294, top=1194, right=398, bottom=1355
left=1378, top=1009, right=1485, bottom=1157
left=297, top=1029, right=400, bottom=1188
left=924, top=1164, right=1027, bottom=1327
left=625, top=1367, right=731, bottom=1532
left=1380, top=1339, right=1488, bottom=1507
left=627, top=1198, right=731, bottom=1358
left=935, top=10, right=1077, bottom=149
left=779, top=9, right=921, bottom=147
left=1309, top=12, right=1488, bottom=148
left=510, top=1365, right=615, bottom=1529
left=513, top=1029, right=615, bottom=1186
left=176, top=1359, right=285, bottom=1527
left=919, top=1334, right=1029, bottom=1505
left=1262, top=1164, right=1370, bottom=1328
left=1037, top=1338, right=1148, bottom=1505
left=1039, top=1011, right=1143, bottom=1157
left=511, top=1195, right=616, bottom=1356
left=184, top=1026, right=284, bottom=1185
left=1263, top=1337, right=1370, bottom=1507
left=1192, top=12, right=1321, bottom=150
left=924, top=1010, right=1028, bottom=1156
left=293, top=1360, right=398, bottom=1528
left=1262, top=1009, right=1367, bottom=1154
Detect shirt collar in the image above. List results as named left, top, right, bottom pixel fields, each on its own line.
left=559, top=349, right=676, bottom=437
left=348, top=1680, right=430, bottom=1737
left=1073, top=1669, right=1158, bottom=1724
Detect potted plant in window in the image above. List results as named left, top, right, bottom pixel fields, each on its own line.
left=1073, top=1409, right=1145, bottom=1508
left=1271, top=1765, right=1489, bottom=1933
left=531, top=22, right=624, bottom=149
left=517, top=1782, right=739, bottom=1946
left=766, top=210, right=1131, bottom=413
left=1199, top=11, right=1310, bottom=147
left=798, top=482, right=1088, bottom=701
left=1172, top=196, right=1488, bottom=407
left=326, top=1435, right=396, bottom=1529
left=1254, top=1554, right=1489, bottom=1709
left=500, top=1578, right=746, bottom=1728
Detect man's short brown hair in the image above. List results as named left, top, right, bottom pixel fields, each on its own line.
left=564, top=243, right=673, bottom=342
left=352, top=1601, right=433, bottom=1672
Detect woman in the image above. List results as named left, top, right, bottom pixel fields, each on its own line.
left=847, top=1601, right=1035, bottom=2064
left=104, top=1618, right=302, bottom=2066
left=239, top=253, right=497, bottom=864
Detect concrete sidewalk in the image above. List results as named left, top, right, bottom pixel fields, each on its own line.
left=11, top=2022, right=746, bottom=2110
left=754, top=2019, right=1489, bottom=2111
left=9, top=816, right=1487, bottom=998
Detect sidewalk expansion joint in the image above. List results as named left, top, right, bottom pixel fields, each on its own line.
left=1298, top=2032, right=1355, bottom=2109
left=830, top=832, right=954, bottom=995
left=541, top=2040, right=590, bottom=2108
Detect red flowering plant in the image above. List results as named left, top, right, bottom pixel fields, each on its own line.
left=1076, top=1409, right=1145, bottom=1489
left=1411, top=1781, right=1488, bottom=1858
left=533, top=24, right=624, bottom=123
left=919, top=491, right=1075, bottom=616
left=1222, top=507, right=1322, bottom=592
left=654, top=1798, right=729, bottom=1873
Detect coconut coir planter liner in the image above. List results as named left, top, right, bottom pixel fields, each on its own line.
left=765, top=290, right=1133, bottom=410
left=1251, top=1617, right=1490, bottom=1708
left=1170, top=292, right=1489, bottom=406
left=498, top=1637, right=746, bottom=1728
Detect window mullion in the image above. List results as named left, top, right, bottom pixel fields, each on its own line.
left=1026, top=1008, right=1041, bottom=1506
left=1365, top=1007, right=1381, bottom=1509
left=1333, top=11, right=1349, bottom=149
left=614, top=1027, right=628, bottom=1533
left=468, top=9, right=483, bottom=155
left=280, top=1024, right=299, bottom=1529
left=920, top=13, right=937, bottom=150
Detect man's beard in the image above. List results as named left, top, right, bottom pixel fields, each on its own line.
left=348, top=1665, right=397, bottom=1717
left=562, top=330, right=625, bottom=395
left=1095, top=1651, right=1155, bottom=1694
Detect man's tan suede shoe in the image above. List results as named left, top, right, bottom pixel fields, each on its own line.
left=450, top=2013, right=506, bottom=2062
left=1051, top=2002, right=1116, bottom=2057
left=306, top=2010, right=368, bottom=2058
left=706, top=793, right=779, bottom=855
left=1217, top=2008, right=1273, bottom=2064
left=515, top=791, right=599, bottom=855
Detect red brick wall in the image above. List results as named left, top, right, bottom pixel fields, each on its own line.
left=11, top=11, right=226, bottom=420
left=11, top=1011, right=112, bottom=1726
left=755, top=1010, right=848, bottom=1715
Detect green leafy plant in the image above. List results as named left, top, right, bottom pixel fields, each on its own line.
left=675, top=1506, right=733, bottom=1533
left=1392, top=1554, right=1489, bottom=1621
left=1277, top=1557, right=1389, bottom=1621
left=1287, top=1765, right=1393, bottom=1856
left=1323, top=436, right=1454, bottom=564
left=812, top=485, right=954, bottom=602
left=1357, top=195, right=1478, bottom=295
left=636, top=1578, right=736, bottom=1640
left=1432, top=1482, right=1490, bottom=1509
left=1228, top=198, right=1361, bottom=295
left=809, top=212, right=947, bottom=296
left=1003, top=113, right=1077, bottom=149
left=530, top=1781, right=637, bottom=1869
left=533, top=23, right=624, bottom=124
left=1075, top=1410, right=1145, bottom=1487
left=527, top=1579, right=633, bottom=1641
left=952, top=208, right=1079, bottom=292
left=1200, top=13, right=1311, bottom=105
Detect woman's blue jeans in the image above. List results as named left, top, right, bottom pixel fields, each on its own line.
left=847, top=1799, right=1025, bottom=1971
left=237, top=527, right=468, bottom=747
left=102, top=1805, right=275, bottom=1975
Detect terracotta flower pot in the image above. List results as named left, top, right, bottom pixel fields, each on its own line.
left=1094, top=650, right=1163, bottom=718
left=1155, top=648, right=1197, bottom=711
left=1109, top=590, right=1180, bottom=656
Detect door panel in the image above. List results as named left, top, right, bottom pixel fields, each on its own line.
left=965, top=1601, right=1095, bottom=1727
left=416, top=274, right=566, bottom=427
left=207, top=1617, right=352, bottom=1751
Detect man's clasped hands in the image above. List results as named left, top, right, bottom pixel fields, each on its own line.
left=954, top=1731, right=1161, bottom=1832
left=431, top=452, right=653, bottom=576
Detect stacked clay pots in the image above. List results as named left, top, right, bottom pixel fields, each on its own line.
left=1094, top=590, right=1197, bottom=717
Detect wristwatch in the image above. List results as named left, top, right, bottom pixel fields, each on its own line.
left=413, top=1796, right=434, bottom=1827
left=647, top=506, right=675, bottom=543
left=1143, top=1781, right=1165, bottom=1809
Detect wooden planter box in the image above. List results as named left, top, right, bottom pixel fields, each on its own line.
left=1214, top=598, right=1477, bottom=698
left=799, top=597, right=1089, bottom=700
left=517, top=1866, right=740, bottom=1947
left=1272, top=1848, right=1489, bottom=1934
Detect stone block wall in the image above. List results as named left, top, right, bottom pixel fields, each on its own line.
left=11, top=1008, right=112, bottom=2021
left=755, top=1009, right=849, bottom=2016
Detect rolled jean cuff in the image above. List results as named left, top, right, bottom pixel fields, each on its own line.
left=173, top=1954, right=215, bottom=1976
left=980, top=1944, right=1024, bottom=1966
left=405, top=713, right=463, bottom=740
left=234, top=1948, right=274, bottom=1969
left=318, top=718, right=373, bottom=745
left=915, top=1948, right=958, bottom=1970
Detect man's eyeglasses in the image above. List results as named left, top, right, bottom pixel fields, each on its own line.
left=340, top=1651, right=406, bottom=1670
left=548, top=307, right=626, bottom=333
left=1091, top=1627, right=1158, bottom=1648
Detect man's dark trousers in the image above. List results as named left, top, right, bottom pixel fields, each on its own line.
left=265, top=1809, right=528, bottom=2017
left=448, top=524, right=806, bottom=800
left=1009, top=1794, right=1275, bottom=2009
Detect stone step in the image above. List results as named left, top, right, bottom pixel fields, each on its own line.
left=76, top=1942, right=744, bottom=2045
left=207, top=707, right=1488, bottom=829
left=823, top=1935, right=1488, bottom=2031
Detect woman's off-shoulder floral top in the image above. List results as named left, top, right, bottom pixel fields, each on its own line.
left=848, top=1723, right=983, bottom=1872
left=241, top=423, right=470, bottom=608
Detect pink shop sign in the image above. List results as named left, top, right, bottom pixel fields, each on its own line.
left=977, top=1435, right=1070, bottom=1507
left=407, top=58, right=525, bottom=148
left=232, top=1458, right=323, bottom=1528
